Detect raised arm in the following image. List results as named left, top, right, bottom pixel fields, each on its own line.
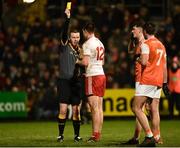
left=61, top=9, right=71, bottom=45
left=128, top=33, right=137, bottom=54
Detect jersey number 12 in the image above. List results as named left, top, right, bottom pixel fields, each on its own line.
left=96, top=47, right=104, bottom=61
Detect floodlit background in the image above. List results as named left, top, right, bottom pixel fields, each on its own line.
left=0, top=0, right=180, bottom=145
left=0, top=0, right=180, bottom=147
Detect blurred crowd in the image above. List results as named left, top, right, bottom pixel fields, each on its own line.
left=0, top=1, right=180, bottom=119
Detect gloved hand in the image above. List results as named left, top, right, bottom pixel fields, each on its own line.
left=162, top=83, right=171, bottom=98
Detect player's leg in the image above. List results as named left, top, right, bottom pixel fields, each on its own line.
left=134, top=82, right=143, bottom=141
left=150, top=100, right=160, bottom=134
left=123, top=103, right=148, bottom=145
left=132, top=96, right=153, bottom=137
left=122, top=117, right=141, bottom=145
left=123, top=82, right=143, bottom=145
left=57, top=103, right=68, bottom=142
left=86, top=102, right=91, bottom=123
left=80, top=100, right=91, bottom=124
left=97, top=75, right=106, bottom=138
left=88, top=95, right=101, bottom=141
left=150, top=98, right=162, bottom=144
left=85, top=75, right=106, bottom=142
left=133, top=118, right=142, bottom=140
left=133, top=85, right=160, bottom=146
left=57, top=79, right=70, bottom=142
left=150, top=87, right=163, bottom=144
left=98, top=97, right=103, bottom=136
left=71, top=78, right=83, bottom=142
left=133, top=96, right=156, bottom=147
left=85, top=76, right=99, bottom=141
left=134, top=104, right=147, bottom=140
left=72, top=104, right=82, bottom=142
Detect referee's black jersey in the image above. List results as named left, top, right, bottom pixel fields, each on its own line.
left=59, top=43, right=78, bottom=79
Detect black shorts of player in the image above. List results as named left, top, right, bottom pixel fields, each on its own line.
left=57, top=78, right=84, bottom=105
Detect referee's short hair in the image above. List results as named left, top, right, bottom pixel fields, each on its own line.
left=83, top=22, right=95, bottom=33
left=143, top=22, right=156, bottom=35
left=69, top=28, right=80, bottom=34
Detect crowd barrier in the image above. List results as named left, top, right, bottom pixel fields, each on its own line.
left=0, top=90, right=178, bottom=118
left=104, top=89, right=178, bottom=116
left=0, top=92, right=27, bottom=118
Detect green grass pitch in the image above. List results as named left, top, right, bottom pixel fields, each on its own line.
left=0, top=119, right=180, bottom=147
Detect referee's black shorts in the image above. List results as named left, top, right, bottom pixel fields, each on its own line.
left=57, top=78, right=85, bottom=105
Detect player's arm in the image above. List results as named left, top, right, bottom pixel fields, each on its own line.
left=81, top=55, right=90, bottom=66
left=128, top=40, right=135, bottom=54
left=128, top=34, right=141, bottom=62
left=162, top=53, right=171, bottom=97
left=163, top=55, right=168, bottom=83
left=61, top=9, right=70, bottom=45
left=128, top=33, right=136, bottom=54
left=76, top=43, right=90, bottom=66
left=76, top=54, right=89, bottom=66
left=139, top=43, right=149, bottom=66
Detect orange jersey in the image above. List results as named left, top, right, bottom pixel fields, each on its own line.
left=140, top=36, right=166, bottom=87
left=168, top=69, right=180, bottom=93
left=135, top=45, right=142, bottom=82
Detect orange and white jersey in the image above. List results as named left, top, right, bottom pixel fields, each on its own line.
left=83, top=36, right=105, bottom=77
left=135, top=44, right=142, bottom=82
left=140, top=36, right=166, bottom=87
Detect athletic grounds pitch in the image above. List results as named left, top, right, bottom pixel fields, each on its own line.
left=0, top=119, right=180, bottom=147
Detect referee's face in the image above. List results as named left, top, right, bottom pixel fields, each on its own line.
left=70, top=32, right=80, bottom=47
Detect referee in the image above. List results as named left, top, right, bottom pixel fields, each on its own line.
left=57, top=8, right=83, bottom=142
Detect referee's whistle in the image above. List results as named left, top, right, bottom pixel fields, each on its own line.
left=66, top=2, right=71, bottom=10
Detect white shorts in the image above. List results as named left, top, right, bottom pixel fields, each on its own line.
left=135, top=82, right=162, bottom=99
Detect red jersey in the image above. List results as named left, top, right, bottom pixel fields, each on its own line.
left=140, top=36, right=166, bottom=87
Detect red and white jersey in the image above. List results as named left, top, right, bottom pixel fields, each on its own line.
left=140, top=36, right=166, bottom=87
left=83, top=36, right=105, bottom=77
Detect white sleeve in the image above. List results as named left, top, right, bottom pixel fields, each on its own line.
left=83, top=42, right=91, bottom=56
left=141, top=43, right=149, bottom=54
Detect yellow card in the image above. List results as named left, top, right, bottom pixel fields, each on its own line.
left=66, top=2, right=71, bottom=10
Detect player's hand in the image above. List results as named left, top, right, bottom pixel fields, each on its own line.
left=128, top=33, right=136, bottom=54
left=162, top=83, right=171, bottom=98
left=130, top=33, right=137, bottom=45
left=65, top=9, right=71, bottom=18
left=134, top=54, right=140, bottom=61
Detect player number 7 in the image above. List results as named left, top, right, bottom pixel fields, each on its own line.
left=156, top=49, right=163, bottom=66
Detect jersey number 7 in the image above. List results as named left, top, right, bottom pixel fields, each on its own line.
left=156, top=49, right=163, bottom=66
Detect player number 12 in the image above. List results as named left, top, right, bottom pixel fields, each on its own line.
left=96, top=47, right=104, bottom=61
